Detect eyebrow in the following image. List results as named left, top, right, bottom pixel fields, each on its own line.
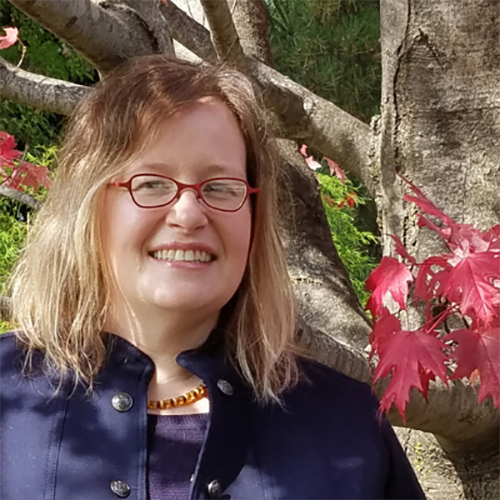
left=138, top=162, right=238, bottom=177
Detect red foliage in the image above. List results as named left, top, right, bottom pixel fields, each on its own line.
left=365, top=257, right=413, bottom=319
left=374, top=329, right=448, bottom=421
left=338, top=191, right=357, bottom=208
left=0, top=132, right=51, bottom=192
left=324, top=157, right=346, bottom=184
left=367, top=175, right=500, bottom=419
left=299, top=144, right=347, bottom=183
left=0, top=27, right=18, bottom=50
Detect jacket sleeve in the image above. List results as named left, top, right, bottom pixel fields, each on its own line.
left=380, top=416, right=427, bottom=499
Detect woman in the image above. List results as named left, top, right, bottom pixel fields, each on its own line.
left=1, top=55, right=425, bottom=500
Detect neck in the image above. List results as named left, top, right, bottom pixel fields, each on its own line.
left=105, top=302, right=218, bottom=409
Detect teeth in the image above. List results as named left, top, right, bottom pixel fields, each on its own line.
left=152, top=249, right=213, bottom=263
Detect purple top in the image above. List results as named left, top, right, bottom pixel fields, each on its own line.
left=147, top=413, right=209, bottom=500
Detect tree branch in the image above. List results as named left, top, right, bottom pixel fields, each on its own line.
left=0, top=57, right=88, bottom=116
left=199, top=0, right=246, bottom=70
left=230, top=0, right=274, bottom=66
left=249, top=59, right=374, bottom=193
left=118, top=0, right=175, bottom=55
left=300, top=319, right=499, bottom=448
left=384, top=378, right=499, bottom=452
left=279, top=140, right=498, bottom=448
left=8, top=0, right=374, bottom=192
left=0, top=186, right=41, bottom=210
left=278, top=140, right=371, bottom=353
left=159, top=0, right=217, bottom=61
left=162, top=3, right=375, bottom=194
left=9, top=0, right=159, bottom=74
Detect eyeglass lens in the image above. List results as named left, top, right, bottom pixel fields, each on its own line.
left=130, top=175, right=248, bottom=211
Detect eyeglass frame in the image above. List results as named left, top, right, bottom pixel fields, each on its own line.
left=108, top=173, right=261, bottom=213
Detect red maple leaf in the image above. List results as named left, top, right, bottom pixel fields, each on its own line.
left=414, top=256, right=449, bottom=302
left=365, top=256, right=413, bottom=319
left=482, top=225, right=500, bottom=252
left=369, top=307, right=401, bottom=356
left=444, top=329, right=482, bottom=380
left=298, top=144, right=322, bottom=171
left=400, top=174, right=456, bottom=227
left=445, top=326, right=500, bottom=406
left=0, top=27, right=19, bottom=50
left=0, top=131, right=22, bottom=164
left=324, top=157, right=346, bottom=184
left=374, top=329, right=449, bottom=421
left=304, top=155, right=322, bottom=171
left=0, top=131, right=23, bottom=179
left=388, top=235, right=417, bottom=266
left=443, top=251, right=500, bottom=327
left=447, top=224, right=491, bottom=253
left=3, top=161, right=51, bottom=191
left=368, top=175, right=500, bottom=417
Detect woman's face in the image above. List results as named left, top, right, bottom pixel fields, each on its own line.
left=100, top=98, right=252, bottom=319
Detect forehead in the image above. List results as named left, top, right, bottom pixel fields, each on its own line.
left=129, top=98, right=247, bottom=178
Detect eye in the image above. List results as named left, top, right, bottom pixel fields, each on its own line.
left=131, top=176, right=176, bottom=193
left=133, top=180, right=169, bottom=191
left=203, top=180, right=245, bottom=197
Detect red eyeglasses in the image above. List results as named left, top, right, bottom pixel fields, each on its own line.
left=108, top=174, right=260, bottom=212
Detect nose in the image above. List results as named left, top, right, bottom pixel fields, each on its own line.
left=165, top=188, right=208, bottom=231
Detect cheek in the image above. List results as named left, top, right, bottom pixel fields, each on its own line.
left=226, top=209, right=252, bottom=260
left=101, top=196, right=151, bottom=259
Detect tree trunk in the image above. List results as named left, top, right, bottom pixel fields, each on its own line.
left=379, top=1, right=500, bottom=497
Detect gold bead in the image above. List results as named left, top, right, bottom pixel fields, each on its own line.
left=147, top=383, right=207, bottom=410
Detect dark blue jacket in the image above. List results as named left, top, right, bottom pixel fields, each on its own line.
left=1, top=331, right=425, bottom=500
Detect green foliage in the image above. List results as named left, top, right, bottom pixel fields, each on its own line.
left=317, top=172, right=378, bottom=306
left=0, top=145, right=57, bottom=295
left=266, top=0, right=381, bottom=123
left=0, top=144, right=56, bottom=332
left=0, top=198, right=26, bottom=296
left=25, top=143, right=59, bottom=172
left=0, top=0, right=97, bottom=149
left=0, top=320, right=13, bottom=334
left=266, top=0, right=381, bottom=301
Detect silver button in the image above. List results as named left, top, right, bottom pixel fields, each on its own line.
left=207, top=479, right=222, bottom=498
left=217, top=379, right=234, bottom=396
left=111, top=393, right=133, bottom=412
left=110, top=480, right=131, bottom=498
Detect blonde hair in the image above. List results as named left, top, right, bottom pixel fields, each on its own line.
left=10, top=55, right=303, bottom=402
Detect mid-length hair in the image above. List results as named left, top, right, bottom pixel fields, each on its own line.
left=10, top=55, right=302, bottom=402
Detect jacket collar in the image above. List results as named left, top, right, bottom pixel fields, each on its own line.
left=104, top=332, right=255, bottom=498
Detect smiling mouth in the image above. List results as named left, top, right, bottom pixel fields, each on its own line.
left=151, top=249, right=215, bottom=263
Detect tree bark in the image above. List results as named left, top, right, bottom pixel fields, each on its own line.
left=156, top=0, right=377, bottom=192
left=159, top=0, right=217, bottom=61
left=10, top=0, right=159, bottom=73
left=230, top=0, right=274, bottom=66
left=379, top=0, right=500, bottom=497
left=0, top=185, right=40, bottom=210
left=199, top=0, right=246, bottom=70
left=0, top=57, right=89, bottom=115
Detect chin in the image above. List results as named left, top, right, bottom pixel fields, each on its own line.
left=144, top=289, right=226, bottom=314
